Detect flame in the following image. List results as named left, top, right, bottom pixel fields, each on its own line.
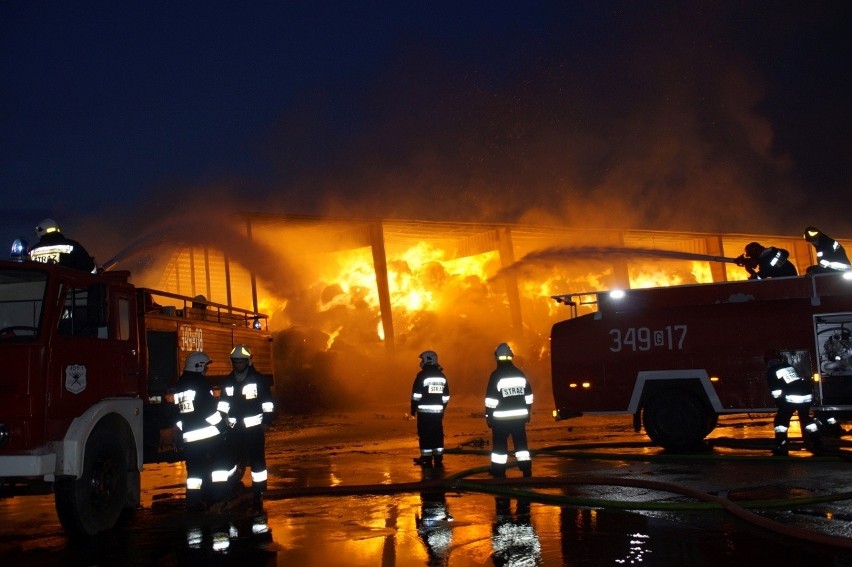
left=274, top=240, right=728, bottom=350
left=630, top=260, right=713, bottom=289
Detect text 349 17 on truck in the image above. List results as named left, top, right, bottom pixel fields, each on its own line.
left=550, top=271, right=852, bottom=451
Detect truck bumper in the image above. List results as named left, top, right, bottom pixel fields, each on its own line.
left=0, top=453, right=57, bottom=479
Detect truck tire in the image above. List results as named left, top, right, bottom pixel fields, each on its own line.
left=54, top=427, right=128, bottom=537
left=642, top=389, right=710, bottom=452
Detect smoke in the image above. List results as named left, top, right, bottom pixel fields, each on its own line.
left=54, top=2, right=850, bottom=413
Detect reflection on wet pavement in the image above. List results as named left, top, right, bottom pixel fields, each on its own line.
left=3, top=410, right=852, bottom=565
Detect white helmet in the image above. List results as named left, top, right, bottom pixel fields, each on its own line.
left=495, top=342, right=513, bottom=361
left=185, top=351, right=212, bottom=372
left=230, top=343, right=252, bottom=362
left=419, top=350, right=438, bottom=368
left=35, top=218, right=60, bottom=238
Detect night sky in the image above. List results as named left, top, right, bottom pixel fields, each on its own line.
left=2, top=1, right=851, bottom=263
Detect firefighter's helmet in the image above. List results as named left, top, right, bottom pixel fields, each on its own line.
left=230, top=343, right=252, bottom=363
left=744, top=242, right=764, bottom=258
left=803, top=227, right=821, bottom=242
left=35, top=218, right=60, bottom=238
left=495, top=342, right=514, bottom=361
left=185, top=351, right=212, bottom=372
left=419, top=350, right=438, bottom=368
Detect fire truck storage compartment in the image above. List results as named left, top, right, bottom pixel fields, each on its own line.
left=815, top=312, right=852, bottom=406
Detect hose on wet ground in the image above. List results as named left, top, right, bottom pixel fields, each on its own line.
left=264, top=447, right=852, bottom=549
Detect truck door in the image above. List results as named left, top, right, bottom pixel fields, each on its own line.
left=48, top=283, right=129, bottom=423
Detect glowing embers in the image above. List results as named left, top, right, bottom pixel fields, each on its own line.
left=568, top=382, right=591, bottom=389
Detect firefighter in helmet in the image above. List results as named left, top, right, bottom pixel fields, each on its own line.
left=174, top=351, right=231, bottom=511
left=219, top=344, right=275, bottom=509
left=764, top=350, right=822, bottom=456
left=485, top=343, right=533, bottom=477
left=735, top=242, right=797, bottom=280
left=803, top=227, right=851, bottom=274
left=410, top=350, right=450, bottom=470
left=28, top=218, right=96, bottom=273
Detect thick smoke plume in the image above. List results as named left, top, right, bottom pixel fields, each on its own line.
left=53, top=2, right=849, bottom=414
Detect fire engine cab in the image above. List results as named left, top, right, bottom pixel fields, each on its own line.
left=0, top=259, right=272, bottom=536
left=550, top=271, right=852, bottom=451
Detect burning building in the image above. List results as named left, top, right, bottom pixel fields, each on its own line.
left=134, top=214, right=822, bottom=412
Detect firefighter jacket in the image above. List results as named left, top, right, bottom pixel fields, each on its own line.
left=485, top=361, right=533, bottom=423
left=219, top=366, right=275, bottom=429
left=765, top=359, right=813, bottom=405
left=29, top=232, right=96, bottom=273
left=812, top=234, right=851, bottom=271
left=752, top=247, right=797, bottom=279
left=173, top=370, right=226, bottom=443
left=410, top=364, right=450, bottom=415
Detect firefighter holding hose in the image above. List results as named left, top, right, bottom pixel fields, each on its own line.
left=735, top=242, right=797, bottom=280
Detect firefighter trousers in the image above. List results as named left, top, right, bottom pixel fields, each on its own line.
left=416, top=412, right=445, bottom=464
left=490, top=419, right=531, bottom=477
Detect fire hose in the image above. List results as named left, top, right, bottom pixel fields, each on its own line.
left=262, top=448, right=852, bottom=550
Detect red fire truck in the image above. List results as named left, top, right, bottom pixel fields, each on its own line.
left=0, top=259, right=273, bottom=536
left=550, top=271, right=852, bottom=451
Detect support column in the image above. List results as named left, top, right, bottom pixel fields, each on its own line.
left=496, top=227, right=524, bottom=338
left=245, top=218, right=259, bottom=315
left=704, top=236, right=728, bottom=282
left=370, top=222, right=395, bottom=352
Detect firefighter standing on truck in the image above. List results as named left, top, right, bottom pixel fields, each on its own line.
left=764, top=350, right=822, bottom=456
left=219, top=344, right=275, bottom=509
left=28, top=218, right=96, bottom=273
left=410, top=350, right=450, bottom=470
left=485, top=343, right=533, bottom=478
left=803, top=227, right=851, bottom=274
left=735, top=242, right=797, bottom=280
left=174, top=351, right=231, bottom=511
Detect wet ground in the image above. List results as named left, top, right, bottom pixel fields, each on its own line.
left=3, top=404, right=852, bottom=566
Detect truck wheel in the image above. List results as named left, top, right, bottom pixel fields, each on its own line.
left=643, top=389, right=710, bottom=452
left=54, top=427, right=127, bottom=537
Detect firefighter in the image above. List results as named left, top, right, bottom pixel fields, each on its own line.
left=28, top=218, right=96, bottom=273
left=485, top=343, right=533, bottom=477
left=219, top=344, right=275, bottom=508
left=410, top=350, right=450, bottom=470
left=764, top=350, right=822, bottom=456
left=174, top=351, right=231, bottom=511
left=803, top=227, right=851, bottom=274
left=735, top=242, right=797, bottom=280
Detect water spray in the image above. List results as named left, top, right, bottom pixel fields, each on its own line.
left=495, top=245, right=740, bottom=280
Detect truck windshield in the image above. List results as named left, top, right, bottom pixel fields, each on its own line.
left=0, top=269, right=47, bottom=340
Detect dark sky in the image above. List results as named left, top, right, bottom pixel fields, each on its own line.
left=2, top=1, right=851, bottom=263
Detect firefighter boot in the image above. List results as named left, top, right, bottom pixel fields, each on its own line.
left=416, top=456, right=433, bottom=469
left=772, top=433, right=789, bottom=457
left=520, top=461, right=532, bottom=478
left=433, top=454, right=443, bottom=469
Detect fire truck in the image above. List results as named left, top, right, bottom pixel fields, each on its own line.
left=550, top=271, right=852, bottom=451
left=0, top=259, right=273, bottom=536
